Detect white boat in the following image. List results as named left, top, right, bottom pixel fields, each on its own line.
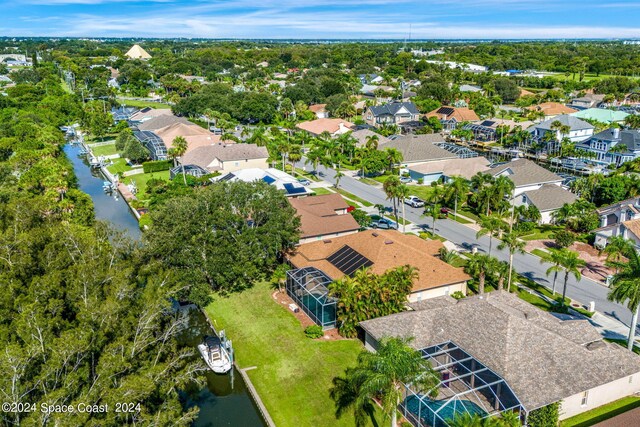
left=197, top=333, right=232, bottom=374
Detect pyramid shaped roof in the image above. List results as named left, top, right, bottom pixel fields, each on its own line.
left=125, top=44, right=151, bottom=60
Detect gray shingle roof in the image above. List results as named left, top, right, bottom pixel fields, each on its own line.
left=523, top=184, right=577, bottom=212
left=378, top=134, right=453, bottom=163
left=360, top=291, right=640, bottom=412
left=137, top=115, right=190, bottom=131
left=531, top=114, right=594, bottom=131
left=489, top=159, right=563, bottom=187
left=368, top=102, right=419, bottom=117
left=350, top=129, right=390, bottom=147
left=180, top=143, right=268, bottom=170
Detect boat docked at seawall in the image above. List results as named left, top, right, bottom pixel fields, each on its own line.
left=198, top=332, right=233, bottom=374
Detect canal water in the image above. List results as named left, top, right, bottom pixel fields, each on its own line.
left=64, top=143, right=265, bottom=427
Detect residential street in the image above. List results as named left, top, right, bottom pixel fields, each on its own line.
left=311, top=160, right=636, bottom=330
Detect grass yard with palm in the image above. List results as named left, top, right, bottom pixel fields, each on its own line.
left=205, top=281, right=381, bottom=427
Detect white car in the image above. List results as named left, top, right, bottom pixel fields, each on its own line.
left=404, top=196, right=425, bottom=208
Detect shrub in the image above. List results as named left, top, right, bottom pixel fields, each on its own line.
left=416, top=178, right=424, bottom=185
left=304, top=325, right=324, bottom=339
left=451, top=291, right=465, bottom=300
left=514, top=221, right=535, bottom=233
left=138, top=214, right=153, bottom=230
left=553, top=229, right=576, bottom=248
left=528, top=402, right=560, bottom=427
left=143, top=160, right=172, bottom=173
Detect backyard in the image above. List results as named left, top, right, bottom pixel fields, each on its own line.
left=205, top=281, right=381, bottom=427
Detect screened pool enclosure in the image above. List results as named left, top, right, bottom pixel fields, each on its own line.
left=286, top=267, right=337, bottom=328
left=401, top=341, right=523, bottom=427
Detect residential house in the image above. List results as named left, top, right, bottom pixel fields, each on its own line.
left=407, top=157, right=491, bottom=184
left=462, top=119, right=534, bottom=143
left=426, top=106, right=480, bottom=131
left=350, top=129, right=390, bottom=148
left=569, top=94, right=606, bottom=110
left=593, top=197, right=640, bottom=249
left=296, top=118, right=355, bottom=137
left=211, top=168, right=314, bottom=197
left=595, top=219, right=640, bottom=252
left=458, top=84, right=483, bottom=93
left=133, top=130, right=167, bottom=161
left=111, top=106, right=138, bottom=122
left=135, top=114, right=191, bottom=132
left=308, top=104, right=329, bottom=119
left=358, top=73, right=384, bottom=85
left=516, top=184, right=578, bottom=224
left=571, top=108, right=629, bottom=124
left=364, top=102, right=420, bottom=127
left=125, top=44, right=152, bottom=60
left=575, top=128, right=640, bottom=166
left=360, top=292, right=640, bottom=424
left=360, top=84, right=394, bottom=100
left=378, top=134, right=455, bottom=168
left=528, top=115, right=594, bottom=143
left=154, top=122, right=221, bottom=154
left=489, top=159, right=564, bottom=197
left=180, top=143, right=269, bottom=174
left=129, top=107, right=174, bottom=124
left=286, top=230, right=470, bottom=327
left=288, top=194, right=360, bottom=244
left=527, top=102, right=577, bottom=118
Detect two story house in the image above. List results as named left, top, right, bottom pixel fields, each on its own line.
left=364, top=102, right=420, bottom=128
left=528, top=115, right=594, bottom=143
left=594, top=197, right=640, bottom=250
left=575, top=128, right=640, bottom=167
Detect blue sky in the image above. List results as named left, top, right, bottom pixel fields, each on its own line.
left=1, top=0, right=640, bottom=39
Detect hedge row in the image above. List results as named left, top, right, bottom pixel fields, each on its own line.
left=142, top=160, right=173, bottom=173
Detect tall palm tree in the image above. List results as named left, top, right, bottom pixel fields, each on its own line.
left=346, top=337, right=439, bottom=427
left=546, top=249, right=586, bottom=308
left=383, top=147, right=403, bottom=173
left=397, top=183, right=409, bottom=233
left=364, top=134, right=379, bottom=150
left=445, top=176, right=470, bottom=220
left=494, top=260, right=512, bottom=291
left=476, top=214, right=505, bottom=256
left=171, top=135, right=189, bottom=185
left=603, top=235, right=634, bottom=274
left=540, top=248, right=566, bottom=296
left=465, top=253, right=496, bottom=294
left=498, top=231, right=526, bottom=290
left=329, top=367, right=376, bottom=427
left=424, top=203, right=441, bottom=232
left=383, top=175, right=402, bottom=224
left=607, top=248, right=640, bottom=351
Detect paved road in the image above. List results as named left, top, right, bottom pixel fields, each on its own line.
left=312, top=161, right=636, bottom=329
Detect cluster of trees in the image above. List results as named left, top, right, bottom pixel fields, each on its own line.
left=329, top=266, right=417, bottom=338
left=0, top=65, right=203, bottom=425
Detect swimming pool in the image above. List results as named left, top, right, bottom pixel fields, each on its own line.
left=403, top=395, right=488, bottom=427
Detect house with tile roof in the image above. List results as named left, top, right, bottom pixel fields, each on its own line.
left=527, top=102, right=577, bottom=118
left=575, top=128, right=640, bottom=166
left=179, top=143, right=268, bottom=174
left=154, top=122, right=221, bottom=153
left=296, top=118, right=355, bottom=137
left=308, top=104, right=329, bottom=119
left=285, top=229, right=470, bottom=327
left=364, top=102, right=420, bottom=128
left=360, top=291, right=640, bottom=423
left=426, top=106, right=480, bottom=131
left=528, top=114, right=594, bottom=143
left=571, top=108, right=629, bottom=124
left=288, top=194, right=360, bottom=244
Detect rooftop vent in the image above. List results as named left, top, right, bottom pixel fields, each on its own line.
left=384, top=240, right=394, bottom=245
left=372, top=232, right=379, bottom=237
left=323, top=239, right=332, bottom=244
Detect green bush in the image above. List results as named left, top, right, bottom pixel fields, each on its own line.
left=416, top=178, right=424, bottom=185
left=138, top=214, right=153, bottom=230
left=304, top=325, right=324, bottom=339
left=451, top=291, right=465, bottom=300
left=528, top=402, right=560, bottom=427
left=142, top=160, right=172, bottom=173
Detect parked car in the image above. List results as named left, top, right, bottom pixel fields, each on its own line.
left=404, top=196, right=425, bottom=208
left=297, top=178, right=311, bottom=186
left=399, top=176, right=412, bottom=184
left=370, top=218, right=398, bottom=230
left=440, top=207, right=451, bottom=216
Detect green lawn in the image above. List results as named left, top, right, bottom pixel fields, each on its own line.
left=561, top=396, right=640, bottom=427
left=125, top=171, right=170, bottom=199
left=90, top=143, right=118, bottom=157
left=459, top=207, right=481, bottom=222
left=531, top=248, right=549, bottom=258
left=205, top=282, right=381, bottom=427
left=521, top=225, right=562, bottom=241
left=335, top=188, right=373, bottom=207
left=106, top=158, right=134, bottom=175
left=406, top=185, right=437, bottom=202
left=117, top=98, right=171, bottom=109
left=360, top=177, right=382, bottom=186
left=605, top=339, right=640, bottom=355
left=451, top=214, right=471, bottom=225
left=312, top=187, right=334, bottom=196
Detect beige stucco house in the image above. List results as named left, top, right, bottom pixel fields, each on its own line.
left=179, top=143, right=269, bottom=173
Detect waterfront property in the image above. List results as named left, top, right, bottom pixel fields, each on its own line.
left=426, top=106, right=480, bottom=131
left=288, top=194, right=360, bottom=244
left=179, top=143, right=269, bottom=174
left=378, top=134, right=455, bottom=167
left=360, top=292, right=640, bottom=425
left=211, top=168, right=314, bottom=197
left=575, top=128, right=640, bottom=166
left=286, top=230, right=470, bottom=328
left=527, top=114, right=594, bottom=143
left=363, top=101, right=420, bottom=128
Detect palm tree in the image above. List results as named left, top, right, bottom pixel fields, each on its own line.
left=383, top=175, right=402, bottom=224
left=171, top=135, right=189, bottom=185
left=446, top=176, right=470, bottom=220
left=476, top=214, right=505, bottom=256
left=364, top=134, right=379, bottom=151
left=540, top=248, right=566, bottom=296
left=383, top=147, right=403, bottom=173
left=465, top=253, right=496, bottom=294
left=397, top=183, right=409, bottom=233
left=329, top=367, right=376, bottom=427
left=545, top=248, right=586, bottom=308
left=603, top=235, right=634, bottom=274
left=346, top=337, right=439, bottom=427
left=498, top=231, right=526, bottom=290
left=607, top=248, right=640, bottom=351
left=494, top=260, right=512, bottom=291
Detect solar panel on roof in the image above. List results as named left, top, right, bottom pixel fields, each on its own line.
left=327, top=245, right=373, bottom=276
left=218, top=173, right=234, bottom=182
left=262, top=175, right=276, bottom=184
left=437, top=107, right=454, bottom=116
left=480, top=120, right=496, bottom=127
left=283, top=183, right=306, bottom=194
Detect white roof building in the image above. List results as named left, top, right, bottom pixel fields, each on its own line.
left=125, top=44, right=152, bottom=60
left=211, top=168, right=314, bottom=197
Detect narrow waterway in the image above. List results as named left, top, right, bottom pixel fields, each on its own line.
left=64, top=143, right=266, bottom=427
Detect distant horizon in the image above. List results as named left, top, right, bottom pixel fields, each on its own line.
left=2, top=0, right=640, bottom=40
